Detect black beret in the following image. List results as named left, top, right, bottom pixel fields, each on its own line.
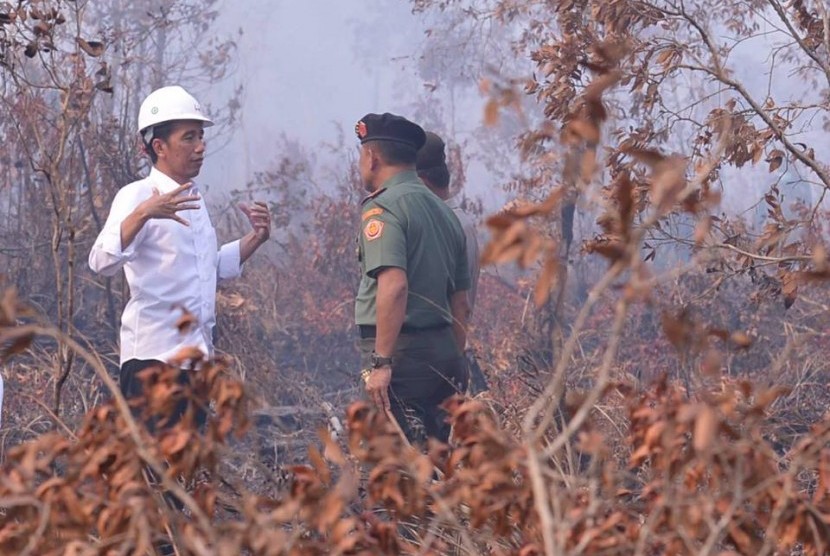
left=355, top=113, right=426, bottom=150
left=416, top=131, right=447, bottom=170
left=416, top=131, right=450, bottom=188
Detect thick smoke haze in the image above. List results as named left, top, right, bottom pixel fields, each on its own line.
left=198, top=0, right=826, bottom=224
left=200, top=1, right=440, bottom=195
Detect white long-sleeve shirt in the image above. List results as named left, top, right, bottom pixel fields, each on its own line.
left=89, top=167, right=242, bottom=365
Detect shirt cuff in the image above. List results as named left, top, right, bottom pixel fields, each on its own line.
left=101, top=226, right=138, bottom=260
left=217, top=240, right=243, bottom=280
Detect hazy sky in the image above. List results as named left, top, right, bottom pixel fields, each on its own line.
left=196, top=1, right=828, bottom=223
left=200, top=1, right=434, bottom=194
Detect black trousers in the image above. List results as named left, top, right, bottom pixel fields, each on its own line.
left=120, top=359, right=206, bottom=431
left=359, top=329, right=466, bottom=445
left=120, top=359, right=205, bottom=555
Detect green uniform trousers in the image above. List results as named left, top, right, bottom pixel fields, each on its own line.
left=359, top=327, right=466, bottom=445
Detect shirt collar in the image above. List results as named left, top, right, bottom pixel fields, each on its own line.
left=445, top=194, right=462, bottom=210
left=149, top=166, right=199, bottom=194
left=378, top=169, right=419, bottom=191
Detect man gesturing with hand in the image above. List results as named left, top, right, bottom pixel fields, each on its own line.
left=89, top=85, right=271, bottom=419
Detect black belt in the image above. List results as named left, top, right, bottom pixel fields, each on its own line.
left=358, top=323, right=450, bottom=339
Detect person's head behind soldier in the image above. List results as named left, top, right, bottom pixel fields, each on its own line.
left=416, top=131, right=451, bottom=199
left=355, top=113, right=426, bottom=192
left=138, top=86, right=214, bottom=184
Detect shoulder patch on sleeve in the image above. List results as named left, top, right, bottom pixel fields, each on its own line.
left=362, top=207, right=384, bottom=221
left=364, top=219, right=384, bottom=241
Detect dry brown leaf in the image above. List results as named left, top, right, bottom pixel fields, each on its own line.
left=520, top=233, right=544, bottom=269
left=580, top=147, right=598, bottom=181
left=616, top=174, right=635, bottom=235
left=780, top=270, right=798, bottom=309
left=32, top=20, right=50, bottom=35
left=77, top=37, right=104, bottom=57
left=0, top=287, right=18, bottom=325
left=675, top=403, right=699, bottom=423
left=169, top=346, right=204, bottom=365
left=693, top=406, right=718, bottom=452
left=160, top=430, right=191, bottom=456
left=319, top=428, right=346, bottom=466
left=624, top=146, right=666, bottom=168
left=767, top=151, right=784, bottom=173
left=644, top=421, right=666, bottom=448
left=485, top=213, right=516, bottom=230
left=661, top=310, right=692, bottom=352
left=577, top=431, right=606, bottom=455
left=176, top=308, right=198, bottom=334
left=566, top=119, right=600, bottom=144
left=655, top=48, right=674, bottom=66
left=694, top=216, right=712, bottom=245
left=508, top=187, right=565, bottom=218
left=756, top=223, right=784, bottom=252
left=584, top=69, right=622, bottom=103
left=812, top=243, right=828, bottom=271
left=752, top=386, right=790, bottom=412
left=727, top=523, right=759, bottom=553
left=584, top=236, right=625, bottom=260
left=484, top=99, right=500, bottom=126
left=752, top=144, right=764, bottom=164
left=308, top=445, right=332, bottom=486
left=0, top=327, right=34, bottom=359
left=317, top=492, right=345, bottom=530
left=490, top=241, right=524, bottom=265
left=630, top=443, right=651, bottom=466
left=729, top=331, right=752, bottom=348
left=533, top=255, right=559, bottom=307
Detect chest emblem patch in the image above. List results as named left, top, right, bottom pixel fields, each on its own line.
left=364, top=219, right=384, bottom=241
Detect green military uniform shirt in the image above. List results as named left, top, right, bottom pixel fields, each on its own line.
left=355, top=170, right=470, bottom=328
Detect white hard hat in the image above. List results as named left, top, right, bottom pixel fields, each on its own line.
left=137, top=85, right=214, bottom=141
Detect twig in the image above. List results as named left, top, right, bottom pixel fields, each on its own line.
left=678, top=6, right=830, bottom=191
left=766, top=0, right=830, bottom=87
left=19, top=393, right=78, bottom=441
left=714, top=242, right=812, bottom=263
left=543, top=295, right=629, bottom=459
left=6, top=324, right=218, bottom=552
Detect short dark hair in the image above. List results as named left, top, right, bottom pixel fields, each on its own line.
left=369, top=140, right=418, bottom=166
left=417, top=166, right=450, bottom=189
left=142, top=121, right=177, bottom=164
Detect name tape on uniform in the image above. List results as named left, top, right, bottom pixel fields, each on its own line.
left=362, top=207, right=384, bottom=221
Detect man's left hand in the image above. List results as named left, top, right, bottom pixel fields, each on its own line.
left=240, top=201, right=271, bottom=243
left=364, top=365, right=392, bottom=412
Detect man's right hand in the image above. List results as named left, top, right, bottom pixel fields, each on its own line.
left=136, top=182, right=201, bottom=226
left=120, top=183, right=201, bottom=251
left=364, top=365, right=392, bottom=412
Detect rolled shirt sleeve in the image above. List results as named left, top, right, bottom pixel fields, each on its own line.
left=88, top=188, right=146, bottom=277
left=217, top=239, right=243, bottom=281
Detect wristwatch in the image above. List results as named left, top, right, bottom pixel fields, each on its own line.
left=370, top=351, right=394, bottom=368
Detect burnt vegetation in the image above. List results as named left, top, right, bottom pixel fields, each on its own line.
left=1, top=0, right=830, bottom=554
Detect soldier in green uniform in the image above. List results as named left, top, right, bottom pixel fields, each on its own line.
left=354, top=113, right=471, bottom=444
